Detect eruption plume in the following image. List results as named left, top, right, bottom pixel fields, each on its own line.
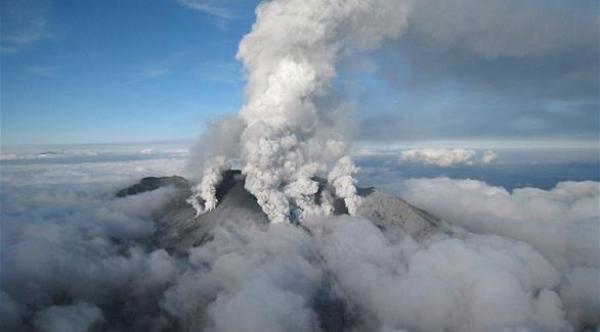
left=188, top=156, right=228, bottom=215
left=190, top=0, right=413, bottom=222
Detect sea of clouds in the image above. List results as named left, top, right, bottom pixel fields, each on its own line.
left=0, top=144, right=598, bottom=331
left=2, top=0, right=598, bottom=329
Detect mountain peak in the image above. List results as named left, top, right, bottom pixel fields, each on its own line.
left=117, top=171, right=446, bottom=254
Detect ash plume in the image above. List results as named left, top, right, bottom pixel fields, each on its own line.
left=189, top=156, right=229, bottom=215
left=190, top=0, right=413, bottom=223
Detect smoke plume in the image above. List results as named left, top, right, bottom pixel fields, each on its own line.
left=189, top=156, right=229, bottom=215
left=190, top=0, right=413, bottom=222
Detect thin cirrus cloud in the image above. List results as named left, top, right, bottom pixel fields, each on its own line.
left=130, top=55, right=242, bottom=84
left=194, top=60, right=242, bottom=84
left=133, top=62, right=173, bottom=80
left=131, top=54, right=186, bottom=81
left=176, top=0, right=236, bottom=20
left=1, top=0, right=53, bottom=53
left=28, top=65, right=61, bottom=77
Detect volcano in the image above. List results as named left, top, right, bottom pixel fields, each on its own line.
left=117, top=170, right=447, bottom=255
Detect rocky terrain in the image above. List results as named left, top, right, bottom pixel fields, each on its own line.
left=117, top=170, right=448, bottom=256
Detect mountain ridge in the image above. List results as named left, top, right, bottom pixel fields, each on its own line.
left=117, top=170, right=448, bottom=255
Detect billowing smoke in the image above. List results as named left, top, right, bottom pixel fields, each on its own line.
left=190, top=0, right=413, bottom=222
left=328, top=156, right=361, bottom=215
left=189, top=156, right=229, bottom=215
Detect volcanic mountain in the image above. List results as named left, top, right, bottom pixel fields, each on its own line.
left=118, top=170, right=448, bottom=255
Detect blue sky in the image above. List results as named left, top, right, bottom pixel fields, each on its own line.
left=1, top=0, right=261, bottom=145
left=1, top=0, right=598, bottom=147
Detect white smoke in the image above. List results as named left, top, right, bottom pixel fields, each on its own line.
left=188, top=156, right=229, bottom=215
left=328, top=156, right=361, bottom=215
left=193, top=0, right=413, bottom=222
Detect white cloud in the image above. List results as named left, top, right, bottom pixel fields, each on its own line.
left=399, top=148, right=497, bottom=167
left=0, top=143, right=188, bottom=186
left=400, top=178, right=600, bottom=266
left=162, top=215, right=574, bottom=331
left=313, top=217, right=569, bottom=332
left=400, top=177, right=600, bottom=328
left=0, top=178, right=184, bottom=330
left=480, top=150, right=498, bottom=164
left=1, top=157, right=186, bottom=187
left=1, top=145, right=598, bottom=330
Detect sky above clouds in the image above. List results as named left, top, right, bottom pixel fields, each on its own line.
left=1, top=0, right=598, bottom=147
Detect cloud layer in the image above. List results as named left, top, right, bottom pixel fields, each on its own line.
left=399, top=148, right=497, bottom=167
left=1, top=148, right=598, bottom=331
left=400, top=177, right=600, bottom=328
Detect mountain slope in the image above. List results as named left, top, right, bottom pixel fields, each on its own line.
left=118, top=170, right=446, bottom=254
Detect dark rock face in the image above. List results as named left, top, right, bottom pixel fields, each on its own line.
left=153, top=170, right=270, bottom=253
left=116, top=176, right=191, bottom=198
left=118, top=170, right=445, bottom=255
